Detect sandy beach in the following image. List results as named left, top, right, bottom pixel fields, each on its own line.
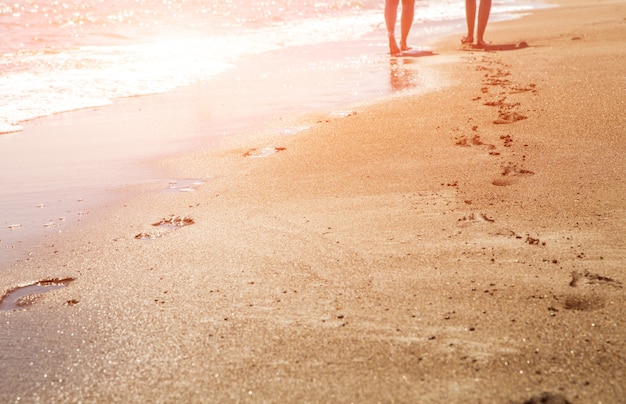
left=1, top=0, right=625, bottom=402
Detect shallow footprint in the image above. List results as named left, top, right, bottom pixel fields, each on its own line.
left=491, top=177, right=518, bottom=186
left=569, top=271, right=622, bottom=288
left=0, top=278, right=75, bottom=311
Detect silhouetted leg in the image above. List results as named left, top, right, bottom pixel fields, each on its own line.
left=400, top=0, right=414, bottom=51
left=463, top=0, right=476, bottom=43
left=476, top=0, right=492, bottom=46
left=385, top=0, right=401, bottom=54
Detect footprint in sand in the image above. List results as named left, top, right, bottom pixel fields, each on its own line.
left=509, top=83, right=537, bottom=94
left=491, top=162, right=534, bottom=186
left=243, top=146, right=286, bottom=158
left=562, top=271, right=622, bottom=312
left=491, top=177, right=517, bottom=187
left=563, top=293, right=606, bottom=311
left=0, top=278, right=75, bottom=311
left=134, top=231, right=166, bottom=240
left=494, top=111, right=527, bottom=124
left=135, top=215, right=195, bottom=240
left=458, top=212, right=495, bottom=223
left=569, top=270, right=622, bottom=289
left=151, top=215, right=195, bottom=228
left=476, top=60, right=533, bottom=124
left=454, top=134, right=497, bottom=150
left=500, top=134, right=513, bottom=147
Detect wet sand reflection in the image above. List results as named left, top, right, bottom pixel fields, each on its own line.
left=389, top=50, right=435, bottom=92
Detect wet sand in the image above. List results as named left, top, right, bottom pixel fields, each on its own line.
left=0, top=30, right=414, bottom=268
left=1, top=0, right=625, bottom=402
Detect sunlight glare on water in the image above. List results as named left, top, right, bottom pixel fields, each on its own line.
left=0, top=1, right=385, bottom=133
left=0, top=0, right=548, bottom=133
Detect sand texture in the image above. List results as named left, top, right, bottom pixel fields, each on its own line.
left=1, top=0, right=625, bottom=402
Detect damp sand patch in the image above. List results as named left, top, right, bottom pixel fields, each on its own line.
left=0, top=278, right=75, bottom=311
left=243, top=146, right=286, bottom=158
left=163, top=179, right=205, bottom=193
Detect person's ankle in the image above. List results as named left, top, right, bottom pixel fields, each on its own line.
left=388, top=37, right=400, bottom=54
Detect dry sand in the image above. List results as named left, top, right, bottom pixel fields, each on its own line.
left=1, top=0, right=625, bottom=402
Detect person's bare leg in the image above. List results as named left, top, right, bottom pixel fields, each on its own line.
left=476, top=0, right=492, bottom=47
left=463, top=0, right=476, bottom=44
left=385, top=0, right=401, bottom=54
left=399, top=0, right=415, bottom=51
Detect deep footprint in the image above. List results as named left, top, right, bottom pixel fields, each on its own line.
left=0, top=278, right=75, bottom=311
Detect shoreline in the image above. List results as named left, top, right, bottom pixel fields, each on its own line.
left=0, top=1, right=549, bottom=268
left=2, top=0, right=626, bottom=402
left=0, top=24, right=447, bottom=268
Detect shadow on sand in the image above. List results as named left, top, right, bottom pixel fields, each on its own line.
left=392, top=49, right=437, bottom=58
left=464, top=41, right=529, bottom=52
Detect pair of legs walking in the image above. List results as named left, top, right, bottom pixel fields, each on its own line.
left=385, top=0, right=414, bottom=55
left=385, top=0, right=491, bottom=54
left=462, top=0, right=492, bottom=47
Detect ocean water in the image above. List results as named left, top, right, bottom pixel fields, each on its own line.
left=0, top=0, right=546, bottom=134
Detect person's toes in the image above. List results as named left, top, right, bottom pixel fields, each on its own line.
left=461, top=36, right=473, bottom=44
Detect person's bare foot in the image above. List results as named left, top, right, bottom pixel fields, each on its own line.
left=389, top=36, right=401, bottom=55
left=400, top=42, right=412, bottom=52
left=475, top=39, right=490, bottom=48
left=461, top=36, right=473, bottom=44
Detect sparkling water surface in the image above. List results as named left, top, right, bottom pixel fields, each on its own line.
left=0, top=0, right=545, bottom=133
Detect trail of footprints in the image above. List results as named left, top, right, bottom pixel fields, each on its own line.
left=455, top=54, right=536, bottom=188
left=452, top=53, right=623, bottom=312
left=449, top=54, right=538, bottom=228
